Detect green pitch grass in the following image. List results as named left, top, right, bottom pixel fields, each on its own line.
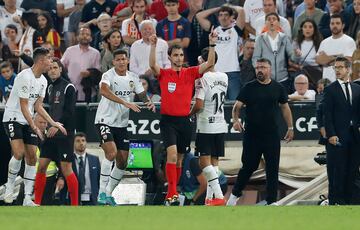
left=1, top=206, right=360, bottom=230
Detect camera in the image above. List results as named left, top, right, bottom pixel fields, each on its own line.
left=314, top=151, right=327, bottom=165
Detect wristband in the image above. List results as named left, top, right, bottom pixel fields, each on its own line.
left=288, top=127, right=294, bottom=131
left=209, top=44, right=216, bottom=47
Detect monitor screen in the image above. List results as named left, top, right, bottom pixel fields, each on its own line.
left=127, top=140, right=154, bottom=170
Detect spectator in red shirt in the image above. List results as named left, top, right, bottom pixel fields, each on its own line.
left=150, top=0, right=188, bottom=21
left=148, top=28, right=217, bottom=206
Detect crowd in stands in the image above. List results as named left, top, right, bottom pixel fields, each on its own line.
left=0, top=0, right=360, bottom=106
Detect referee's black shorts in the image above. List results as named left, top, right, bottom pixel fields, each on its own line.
left=41, top=134, right=75, bottom=163
left=160, top=115, right=192, bottom=153
left=195, top=133, right=225, bottom=157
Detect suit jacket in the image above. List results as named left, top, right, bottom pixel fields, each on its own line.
left=323, top=81, right=360, bottom=144
left=60, top=153, right=100, bottom=205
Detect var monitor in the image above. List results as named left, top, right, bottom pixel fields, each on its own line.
left=127, top=140, right=154, bottom=170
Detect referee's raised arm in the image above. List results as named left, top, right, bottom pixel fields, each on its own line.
left=149, top=34, right=161, bottom=77
left=199, top=27, right=218, bottom=74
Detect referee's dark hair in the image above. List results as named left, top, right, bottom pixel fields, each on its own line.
left=256, top=58, right=272, bottom=66
left=201, top=47, right=218, bottom=64
left=33, top=47, right=50, bottom=63
left=168, top=44, right=183, bottom=56
left=334, top=56, right=351, bottom=68
left=113, top=48, right=129, bottom=58
left=75, top=132, right=87, bottom=139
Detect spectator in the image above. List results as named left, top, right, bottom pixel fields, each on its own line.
left=134, top=75, right=161, bottom=102
left=316, top=14, right=356, bottom=82
left=61, top=27, right=101, bottom=102
left=1, top=24, right=19, bottom=72
left=352, top=30, right=360, bottom=82
left=292, top=0, right=324, bottom=39
left=60, top=132, right=100, bottom=205
left=101, top=29, right=127, bottom=72
left=0, top=61, right=15, bottom=103
left=289, top=74, right=316, bottom=101
left=291, top=19, right=323, bottom=90
left=197, top=4, right=245, bottom=100
left=149, top=0, right=188, bottom=22
left=156, top=0, right=191, bottom=50
left=81, top=0, right=117, bottom=35
left=56, top=0, right=90, bottom=47
left=91, top=13, right=112, bottom=52
left=253, top=0, right=292, bottom=39
left=0, top=0, right=23, bottom=44
left=130, top=20, right=170, bottom=77
left=252, top=13, right=294, bottom=93
left=318, top=0, right=350, bottom=39
left=36, top=12, right=61, bottom=58
left=182, top=0, right=209, bottom=66
left=238, top=39, right=256, bottom=85
left=121, top=0, right=157, bottom=46
left=243, top=0, right=286, bottom=39
left=68, top=0, right=87, bottom=47
left=203, top=0, right=241, bottom=10
left=17, top=10, right=43, bottom=71
left=347, top=0, right=360, bottom=39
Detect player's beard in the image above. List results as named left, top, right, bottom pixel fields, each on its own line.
left=256, top=72, right=266, bottom=82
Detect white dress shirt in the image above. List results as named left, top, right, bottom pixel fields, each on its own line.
left=129, top=38, right=170, bottom=75
left=74, top=152, right=92, bottom=201
left=337, top=79, right=352, bottom=105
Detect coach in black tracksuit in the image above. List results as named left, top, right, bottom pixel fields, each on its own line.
left=35, top=58, right=79, bottom=205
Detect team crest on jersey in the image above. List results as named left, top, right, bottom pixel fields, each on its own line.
left=177, top=25, right=184, bottom=31
left=168, top=82, right=176, bottom=93
left=103, top=134, right=108, bottom=140
left=129, top=81, right=135, bottom=90
left=54, top=91, right=61, bottom=104
left=21, top=86, right=28, bottom=93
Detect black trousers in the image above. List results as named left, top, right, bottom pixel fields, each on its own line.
left=326, top=128, right=360, bottom=205
left=232, top=132, right=280, bottom=204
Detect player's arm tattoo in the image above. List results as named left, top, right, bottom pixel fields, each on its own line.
left=137, top=91, right=151, bottom=103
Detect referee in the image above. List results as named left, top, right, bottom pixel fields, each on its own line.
left=227, top=58, right=294, bottom=206
left=149, top=29, right=218, bottom=205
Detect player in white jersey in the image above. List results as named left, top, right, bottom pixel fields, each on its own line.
left=1, top=47, right=67, bottom=206
left=190, top=48, right=228, bottom=206
left=95, top=49, right=155, bottom=205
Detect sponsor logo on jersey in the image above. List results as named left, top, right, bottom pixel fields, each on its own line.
left=123, top=139, right=129, bottom=143
left=115, top=90, right=132, bottom=96
left=168, top=82, right=176, bottom=93
left=29, top=93, right=40, bottom=99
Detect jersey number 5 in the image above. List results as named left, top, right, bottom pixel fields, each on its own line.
left=211, top=92, right=225, bottom=114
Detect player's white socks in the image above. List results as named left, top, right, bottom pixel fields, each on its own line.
left=226, top=193, right=239, bottom=206
left=106, top=166, right=125, bottom=196
left=7, top=157, right=22, bottom=187
left=203, top=165, right=224, bottom=199
left=23, top=164, right=36, bottom=198
left=206, top=183, right=214, bottom=200
left=99, top=158, right=113, bottom=194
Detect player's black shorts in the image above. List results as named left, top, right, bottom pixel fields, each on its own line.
left=95, top=124, right=129, bottom=151
left=195, top=133, right=225, bottom=157
left=160, top=115, right=192, bottom=153
left=3, top=121, right=39, bottom=146
left=41, top=134, right=75, bottom=163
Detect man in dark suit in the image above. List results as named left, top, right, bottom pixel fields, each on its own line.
left=323, top=56, right=360, bottom=205
left=60, top=132, right=100, bottom=205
